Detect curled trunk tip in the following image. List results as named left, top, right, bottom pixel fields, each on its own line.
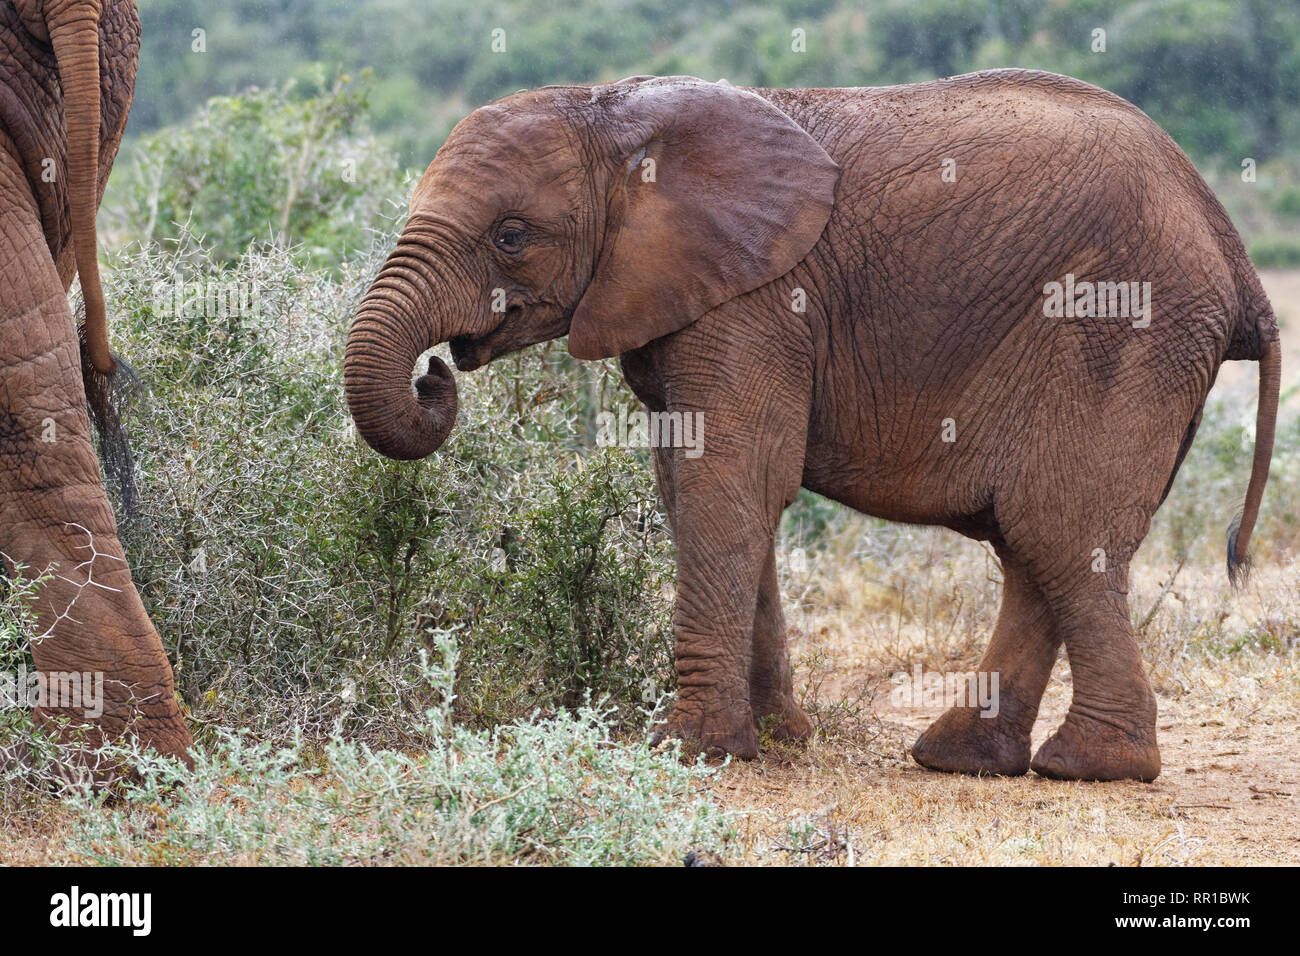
left=345, top=321, right=458, bottom=460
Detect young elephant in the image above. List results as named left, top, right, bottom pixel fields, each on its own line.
left=345, top=70, right=1280, bottom=782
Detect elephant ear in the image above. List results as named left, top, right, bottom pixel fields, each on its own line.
left=567, top=76, right=839, bottom=360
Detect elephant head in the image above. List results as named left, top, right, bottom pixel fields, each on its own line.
left=344, top=76, right=839, bottom=460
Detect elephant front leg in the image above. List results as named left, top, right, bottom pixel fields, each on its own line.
left=630, top=323, right=810, bottom=760
left=750, top=546, right=811, bottom=742
left=1, top=359, right=192, bottom=764
left=0, top=194, right=191, bottom=764
left=648, top=439, right=807, bottom=759
left=650, top=495, right=765, bottom=759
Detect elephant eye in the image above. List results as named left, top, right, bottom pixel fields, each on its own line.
left=493, top=225, right=527, bottom=254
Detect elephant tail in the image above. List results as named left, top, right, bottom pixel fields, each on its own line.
left=79, top=319, right=139, bottom=520
left=1226, top=336, right=1282, bottom=589
left=51, top=0, right=115, bottom=376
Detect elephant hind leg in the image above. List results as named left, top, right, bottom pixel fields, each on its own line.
left=1029, top=572, right=1160, bottom=782
left=1000, top=450, right=1165, bottom=782
left=911, top=548, right=1060, bottom=776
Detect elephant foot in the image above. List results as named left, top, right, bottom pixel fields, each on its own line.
left=1031, top=710, right=1160, bottom=782
left=35, top=704, right=193, bottom=785
left=650, top=702, right=759, bottom=760
left=911, top=705, right=1030, bottom=776
left=752, top=696, right=813, bottom=743
left=137, top=710, right=196, bottom=767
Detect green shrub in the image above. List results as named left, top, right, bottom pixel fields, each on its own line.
left=104, top=72, right=408, bottom=270
left=99, top=226, right=674, bottom=744
left=53, top=635, right=736, bottom=866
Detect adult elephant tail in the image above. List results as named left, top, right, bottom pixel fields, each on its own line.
left=1227, top=337, right=1282, bottom=588
left=20, top=0, right=115, bottom=375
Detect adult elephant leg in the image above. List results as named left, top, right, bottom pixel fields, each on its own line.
left=0, top=170, right=191, bottom=762
left=911, top=549, right=1060, bottom=775
left=749, top=546, right=811, bottom=741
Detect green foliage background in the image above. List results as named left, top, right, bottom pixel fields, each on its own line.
left=127, top=0, right=1300, bottom=160
left=119, top=0, right=1300, bottom=262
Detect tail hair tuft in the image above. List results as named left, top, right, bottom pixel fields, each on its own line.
left=1226, top=511, right=1251, bottom=590
left=78, top=320, right=140, bottom=520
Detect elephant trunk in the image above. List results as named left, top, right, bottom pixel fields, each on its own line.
left=345, top=237, right=460, bottom=461
left=45, top=0, right=115, bottom=375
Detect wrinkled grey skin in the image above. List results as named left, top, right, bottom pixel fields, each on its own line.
left=0, top=0, right=191, bottom=762
left=345, top=70, right=1280, bottom=781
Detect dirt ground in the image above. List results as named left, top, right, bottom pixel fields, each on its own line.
left=715, top=658, right=1300, bottom=865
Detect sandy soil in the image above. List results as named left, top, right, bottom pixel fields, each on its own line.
left=713, top=679, right=1300, bottom=865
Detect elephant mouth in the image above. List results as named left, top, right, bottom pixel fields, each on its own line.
left=450, top=309, right=517, bottom=372
left=448, top=303, right=573, bottom=372
left=449, top=333, right=489, bottom=372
